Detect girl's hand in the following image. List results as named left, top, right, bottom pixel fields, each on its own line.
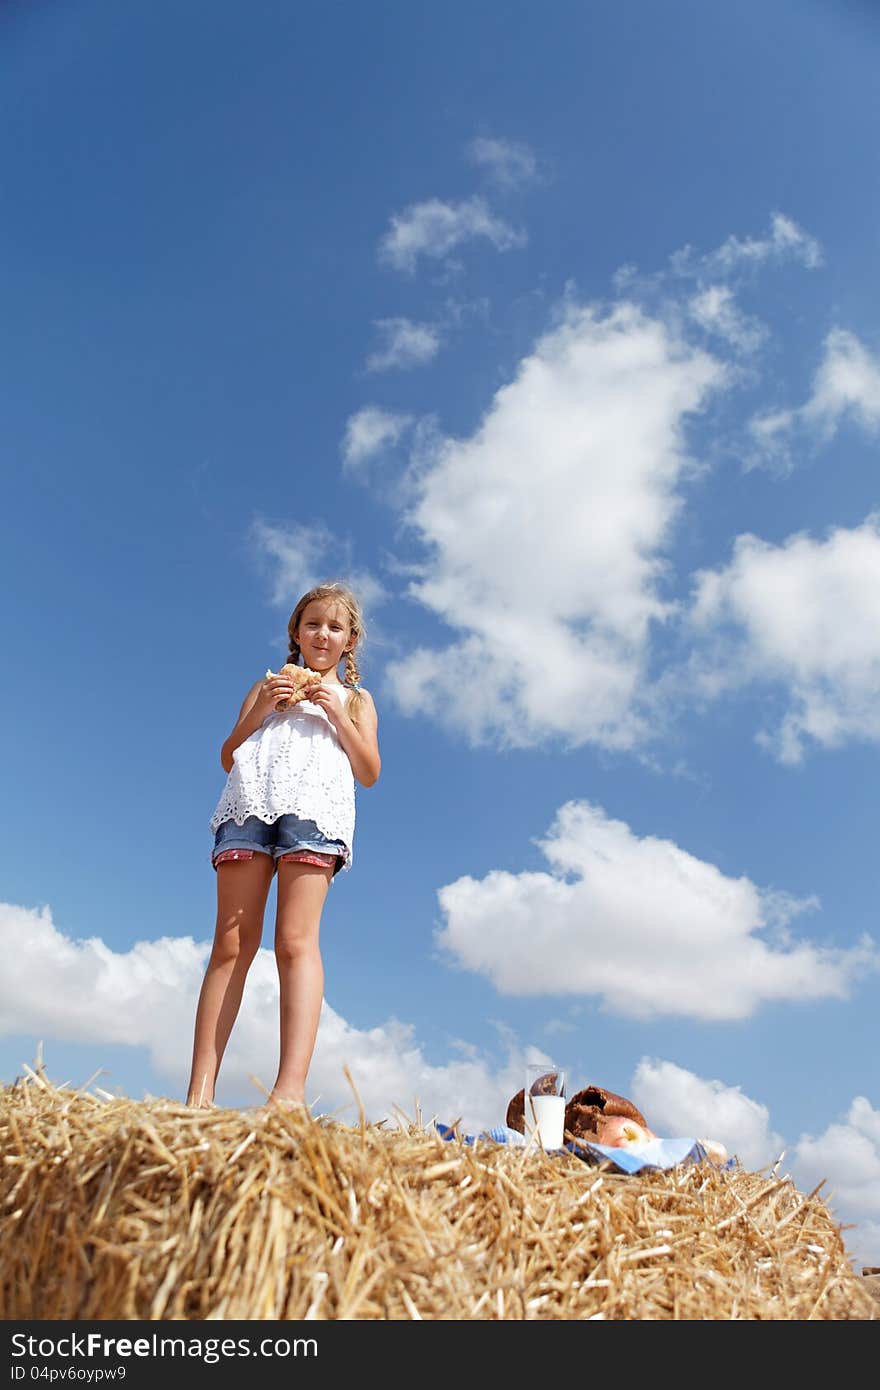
left=256, top=671, right=296, bottom=716
left=308, top=683, right=348, bottom=729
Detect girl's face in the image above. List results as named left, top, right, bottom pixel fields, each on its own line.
left=294, top=599, right=352, bottom=677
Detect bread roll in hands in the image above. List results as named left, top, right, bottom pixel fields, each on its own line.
left=266, top=664, right=323, bottom=710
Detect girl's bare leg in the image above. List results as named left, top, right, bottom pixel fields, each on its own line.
left=186, top=855, right=274, bottom=1106
left=270, top=860, right=333, bottom=1103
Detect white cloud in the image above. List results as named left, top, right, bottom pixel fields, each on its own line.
left=341, top=406, right=413, bottom=471
left=250, top=518, right=385, bottom=613
left=747, top=407, right=797, bottom=470
left=543, top=1016, right=578, bottom=1036
left=804, top=329, right=880, bottom=434
left=250, top=518, right=337, bottom=605
left=630, top=1059, right=785, bottom=1167
left=688, top=284, right=766, bottom=353
left=666, top=214, right=823, bottom=285
left=705, top=212, right=823, bottom=274
left=793, top=1098, right=880, bottom=1270
left=388, top=298, right=725, bottom=750
left=378, top=196, right=525, bottom=274
left=467, top=136, right=538, bottom=189
left=749, top=329, right=880, bottom=467
left=691, top=516, right=880, bottom=761
left=616, top=213, right=820, bottom=395
left=0, top=903, right=206, bottom=1068
left=366, top=318, right=442, bottom=373
left=436, top=801, right=875, bottom=1020
left=0, top=902, right=526, bottom=1132
left=795, top=1098, right=880, bottom=1215
left=367, top=220, right=877, bottom=765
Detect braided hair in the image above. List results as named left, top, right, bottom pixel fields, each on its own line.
left=285, top=581, right=367, bottom=721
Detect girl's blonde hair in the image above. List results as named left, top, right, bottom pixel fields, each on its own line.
left=286, top=581, right=367, bottom=720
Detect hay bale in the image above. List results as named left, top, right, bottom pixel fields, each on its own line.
left=863, top=1272, right=880, bottom=1306
left=1, top=1074, right=875, bottom=1320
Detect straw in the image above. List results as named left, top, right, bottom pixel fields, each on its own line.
left=1, top=1070, right=876, bottom=1320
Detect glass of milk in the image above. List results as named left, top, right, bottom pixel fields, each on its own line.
left=524, top=1064, right=567, bottom=1150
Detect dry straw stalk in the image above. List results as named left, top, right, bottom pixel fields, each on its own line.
left=1, top=1073, right=876, bottom=1321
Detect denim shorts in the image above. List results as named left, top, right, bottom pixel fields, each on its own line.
left=212, top=814, right=348, bottom=876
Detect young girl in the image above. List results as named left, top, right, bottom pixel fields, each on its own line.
left=186, top=582, right=380, bottom=1109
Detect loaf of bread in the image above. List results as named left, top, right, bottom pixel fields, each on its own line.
left=506, top=1081, right=649, bottom=1143
left=266, top=664, right=323, bottom=710
left=563, top=1085, right=649, bottom=1142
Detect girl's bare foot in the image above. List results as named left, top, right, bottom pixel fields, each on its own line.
left=186, top=1074, right=215, bottom=1109
left=266, top=1093, right=309, bottom=1113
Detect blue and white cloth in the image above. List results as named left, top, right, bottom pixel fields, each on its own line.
left=435, top=1122, right=726, bottom=1173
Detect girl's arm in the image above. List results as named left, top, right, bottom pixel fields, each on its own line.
left=219, top=671, right=297, bottom=773
left=310, top=686, right=381, bottom=787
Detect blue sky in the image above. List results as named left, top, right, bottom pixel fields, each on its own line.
left=2, top=0, right=879, bottom=1269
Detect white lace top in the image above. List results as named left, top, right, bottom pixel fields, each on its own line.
left=209, top=687, right=356, bottom=869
